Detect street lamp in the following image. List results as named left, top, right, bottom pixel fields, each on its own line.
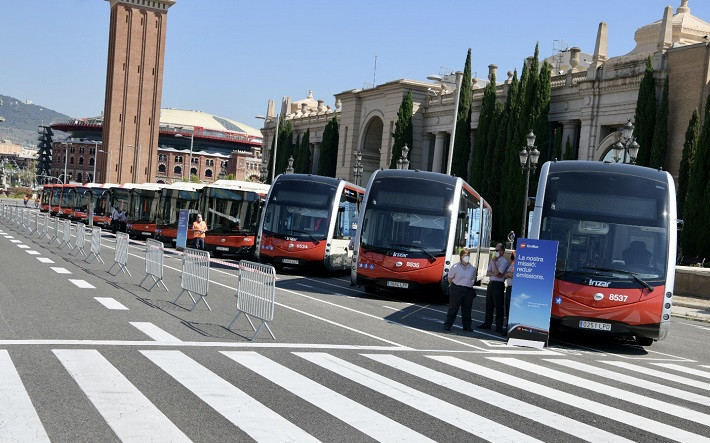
left=94, top=149, right=111, bottom=183
left=285, top=156, right=294, bottom=174
left=396, top=144, right=410, bottom=170
left=175, top=127, right=195, bottom=180
left=62, top=142, right=69, bottom=184
left=256, top=113, right=280, bottom=183
left=352, top=149, right=364, bottom=186
left=519, top=130, right=540, bottom=238
left=428, top=71, right=463, bottom=175
left=612, top=118, right=640, bottom=164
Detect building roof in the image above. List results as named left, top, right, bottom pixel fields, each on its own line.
left=159, top=108, right=262, bottom=138
left=628, top=0, right=710, bottom=55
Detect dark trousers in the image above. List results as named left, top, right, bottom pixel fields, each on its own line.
left=444, top=284, right=475, bottom=330
left=194, top=237, right=205, bottom=250
left=484, top=281, right=506, bottom=328
left=504, top=285, right=512, bottom=327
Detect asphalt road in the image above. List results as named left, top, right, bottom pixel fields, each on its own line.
left=1, top=206, right=709, bottom=442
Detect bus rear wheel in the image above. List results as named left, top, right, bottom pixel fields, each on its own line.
left=636, top=336, right=654, bottom=346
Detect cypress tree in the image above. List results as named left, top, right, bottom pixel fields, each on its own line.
left=682, top=90, right=710, bottom=257
left=633, top=57, right=657, bottom=167
left=677, top=109, right=699, bottom=218
left=563, top=136, right=575, bottom=160
left=650, top=76, right=669, bottom=169
left=389, top=91, right=414, bottom=169
left=293, top=129, right=311, bottom=173
left=553, top=126, right=563, bottom=160
left=275, top=121, right=294, bottom=176
left=451, top=49, right=473, bottom=180
left=472, top=71, right=497, bottom=191
left=317, top=117, right=339, bottom=177
left=530, top=61, right=552, bottom=197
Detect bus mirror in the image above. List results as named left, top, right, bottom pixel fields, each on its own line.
left=677, top=219, right=684, bottom=231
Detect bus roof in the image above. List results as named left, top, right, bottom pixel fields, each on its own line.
left=84, top=182, right=119, bottom=189
left=161, top=181, right=205, bottom=191
left=273, top=173, right=364, bottom=192
left=547, top=160, right=670, bottom=182
left=207, top=179, right=270, bottom=193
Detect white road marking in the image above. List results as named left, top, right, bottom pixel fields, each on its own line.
left=225, top=351, right=435, bottom=442
left=602, top=360, right=710, bottom=391
left=432, top=356, right=710, bottom=443
left=4, top=236, right=14, bottom=239
left=94, top=297, right=128, bottom=310
left=17, top=245, right=29, bottom=249
left=651, top=363, right=710, bottom=379
left=69, top=279, right=95, bottom=289
left=490, top=357, right=710, bottom=427
left=130, top=322, right=180, bottom=342
left=50, top=267, right=71, bottom=274
left=54, top=349, right=190, bottom=442
left=0, top=350, right=50, bottom=442
left=143, top=350, right=317, bottom=442
left=26, top=250, right=40, bottom=255
left=36, top=257, right=54, bottom=264
left=365, top=354, right=630, bottom=442
left=10, top=240, right=21, bottom=243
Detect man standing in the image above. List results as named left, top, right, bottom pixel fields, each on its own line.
left=192, top=213, right=207, bottom=250
left=478, top=243, right=510, bottom=333
left=443, top=248, right=477, bottom=332
left=111, top=207, right=120, bottom=234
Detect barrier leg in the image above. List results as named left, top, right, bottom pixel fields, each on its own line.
left=250, top=319, right=275, bottom=341
left=190, top=295, right=211, bottom=312
left=173, top=289, right=197, bottom=308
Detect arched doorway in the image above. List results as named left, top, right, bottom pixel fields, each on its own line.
left=360, top=116, right=384, bottom=183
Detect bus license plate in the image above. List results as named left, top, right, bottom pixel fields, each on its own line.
left=579, top=320, right=612, bottom=331
left=282, top=258, right=299, bottom=264
left=216, top=246, right=229, bottom=252
left=386, top=281, right=409, bottom=289
left=141, top=232, right=151, bottom=236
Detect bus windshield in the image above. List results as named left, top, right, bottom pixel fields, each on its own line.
left=61, top=187, right=76, bottom=208
left=91, top=189, right=110, bottom=216
left=262, top=180, right=336, bottom=241
left=539, top=171, right=669, bottom=281
left=204, top=188, right=261, bottom=234
left=131, top=190, right=160, bottom=222
left=361, top=177, right=452, bottom=256
left=74, top=187, right=91, bottom=212
left=157, top=189, right=200, bottom=226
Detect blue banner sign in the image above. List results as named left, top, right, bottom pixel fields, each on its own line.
left=507, top=238, right=559, bottom=349
left=176, top=209, right=189, bottom=250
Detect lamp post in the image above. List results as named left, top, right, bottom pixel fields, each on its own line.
left=94, top=149, right=111, bottom=183
left=612, top=118, right=640, bottom=164
left=519, top=130, right=540, bottom=238
left=396, top=144, right=410, bottom=170
left=428, top=71, right=463, bottom=175
left=62, top=143, right=69, bottom=184
left=352, top=149, right=364, bottom=186
left=256, top=113, right=280, bottom=183
left=285, top=156, right=294, bottom=174
left=175, top=128, right=195, bottom=180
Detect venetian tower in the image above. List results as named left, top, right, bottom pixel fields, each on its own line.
left=101, top=0, right=175, bottom=183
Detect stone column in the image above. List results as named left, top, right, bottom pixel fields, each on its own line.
left=311, top=143, right=320, bottom=174
left=432, top=132, right=447, bottom=173
left=421, top=133, right=433, bottom=170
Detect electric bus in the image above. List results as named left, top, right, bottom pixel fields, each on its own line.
left=351, top=169, right=492, bottom=296
left=39, top=184, right=59, bottom=213
left=58, top=184, right=79, bottom=218
left=529, top=160, right=677, bottom=346
left=200, top=180, right=270, bottom=256
left=49, top=184, right=64, bottom=216
left=126, top=183, right=164, bottom=238
left=71, top=185, right=94, bottom=222
left=85, top=183, right=118, bottom=227
left=256, top=174, right=364, bottom=271
left=154, top=182, right=205, bottom=244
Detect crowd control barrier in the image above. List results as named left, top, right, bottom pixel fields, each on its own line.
left=173, top=248, right=210, bottom=311
left=48, top=217, right=60, bottom=245
left=227, top=260, right=277, bottom=341
left=85, top=227, right=105, bottom=264
left=71, top=223, right=88, bottom=258
left=24, top=209, right=32, bottom=233
left=108, top=232, right=131, bottom=276
left=37, top=214, right=49, bottom=240
left=29, top=210, right=38, bottom=236
left=58, top=221, right=73, bottom=251
left=140, top=239, right=168, bottom=291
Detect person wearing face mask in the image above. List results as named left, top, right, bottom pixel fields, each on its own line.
left=478, top=243, right=510, bottom=332
left=443, top=248, right=477, bottom=332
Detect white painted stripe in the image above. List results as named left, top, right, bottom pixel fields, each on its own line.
left=143, top=351, right=317, bottom=442
left=17, top=245, right=29, bottom=249
left=130, top=323, right=180, bottom=342
left=431, top=356, right=710, bottom=443
left=68, top=279, right=95, bottom=289
left=602, top=360, right=710, bottom=391
left=225, top=351, right=435, bottom=442
left=651, top=363, right=710, bottom=379
left=26, top=250, right=40, bottom=255
left=10, top=240, right=21, bottom=243
left=548, top=359, right=710, bottom=408
left=54, top=350, right=189, bottom=442
left=0, top=350, right=50, bottom=442
left=36, top=257, right=54, bottom=264
left=4, top=236, right=14, bottom=239
left=50, top=267, right=71, bottom=274
left=490, top=357, right=710, bottom=428
left=94, top=297, right=128, bottom=310
left=294, top=352, right=537, bottom=442
left=365, top=354, right=630, bottom=443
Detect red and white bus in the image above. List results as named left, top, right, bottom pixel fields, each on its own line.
left=529, top=160, right=678, bottom=346
left=154, top=182, right=205, bottom=244
left=39, top=184, right=60, bottom=213
left=200, top=180, right=270, bottom=256
left=57, top=184, right=79, bottom=218
left=256, top=174, right=364, bottom=271
left=126, top=183, right=164, bottom=238
left=351, top=169, right=492, bottom=296
left=85, top=183, right=118, bottom=227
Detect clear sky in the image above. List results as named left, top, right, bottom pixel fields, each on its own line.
left=1, top=0, right=707, bottom=130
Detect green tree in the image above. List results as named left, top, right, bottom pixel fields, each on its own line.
left=224, top=173, right=236, bottom=180
left=317, top=117, right=340, bottom=177
left=275, top=121, right=294, bottom=177
left=471, top=70, right=497, bottom=191
left=677, top=109, right=699, bottom=218
left=682, top=92, right=710, bottom=257
left=293, top=129, right=311, bottom=173
left=389, top=91, right=414, bottom=169
left=563, top=136, right=575, bottom=160
left=451, top=49, right=473, bottom=180
left=501, top=65, right=527, bottom=240
left=633, top=57, right=657, bottom=167
left=650, top=76, right=669, bottom=169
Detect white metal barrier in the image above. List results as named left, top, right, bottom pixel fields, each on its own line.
left=71, top=223, right=88, bottom=258
left=108, top=232, right=131, bottom=276
left=227, top=260, right=277, bottom=340
left=58, top=221, right=73, bottom=250
left=140, top=239, right=168, bottom=291
left=173, top=248, right=210, bottom=311
left=37, top=214, right=49, bottom=240
left=29, top=210, right=38, bottom=236
left=48, top=217, right=61, bottom=245
left=23, top=209, right=31, bottom=233
left=85, top=227, right=105, bottom=264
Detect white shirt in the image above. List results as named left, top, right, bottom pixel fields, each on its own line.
left=488, top=255, right=509, bottom=283
left=448, top=262, right=476, bottom=288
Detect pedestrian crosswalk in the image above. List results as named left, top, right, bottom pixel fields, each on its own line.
left=1, top=348, right=709, bottom=441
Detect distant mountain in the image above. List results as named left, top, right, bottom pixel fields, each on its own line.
left=0, top=94, right=73, bottom=147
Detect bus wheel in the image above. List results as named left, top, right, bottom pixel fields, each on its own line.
left=636, top=336, right=654, bottom=346
left=364, top=285, right=377, bottom=295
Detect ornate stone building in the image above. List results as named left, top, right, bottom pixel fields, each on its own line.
left=261, top=0, right=710, bottom=185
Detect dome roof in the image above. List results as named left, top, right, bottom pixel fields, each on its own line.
left=159, top=108, right=261, bottom=138
left=628, top=0, right=710, bottom=55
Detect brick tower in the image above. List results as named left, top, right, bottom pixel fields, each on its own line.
left=101, top=0, right=175, bottom=184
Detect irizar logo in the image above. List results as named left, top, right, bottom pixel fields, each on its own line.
left=588, top=279, right=611, bottom=287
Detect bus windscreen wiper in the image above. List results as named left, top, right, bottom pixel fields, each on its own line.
left=581, top=266, right=654, bottom=292
left=291, top=229, right=320, bottom=244
left=388, top=243, right=437, bottom=262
